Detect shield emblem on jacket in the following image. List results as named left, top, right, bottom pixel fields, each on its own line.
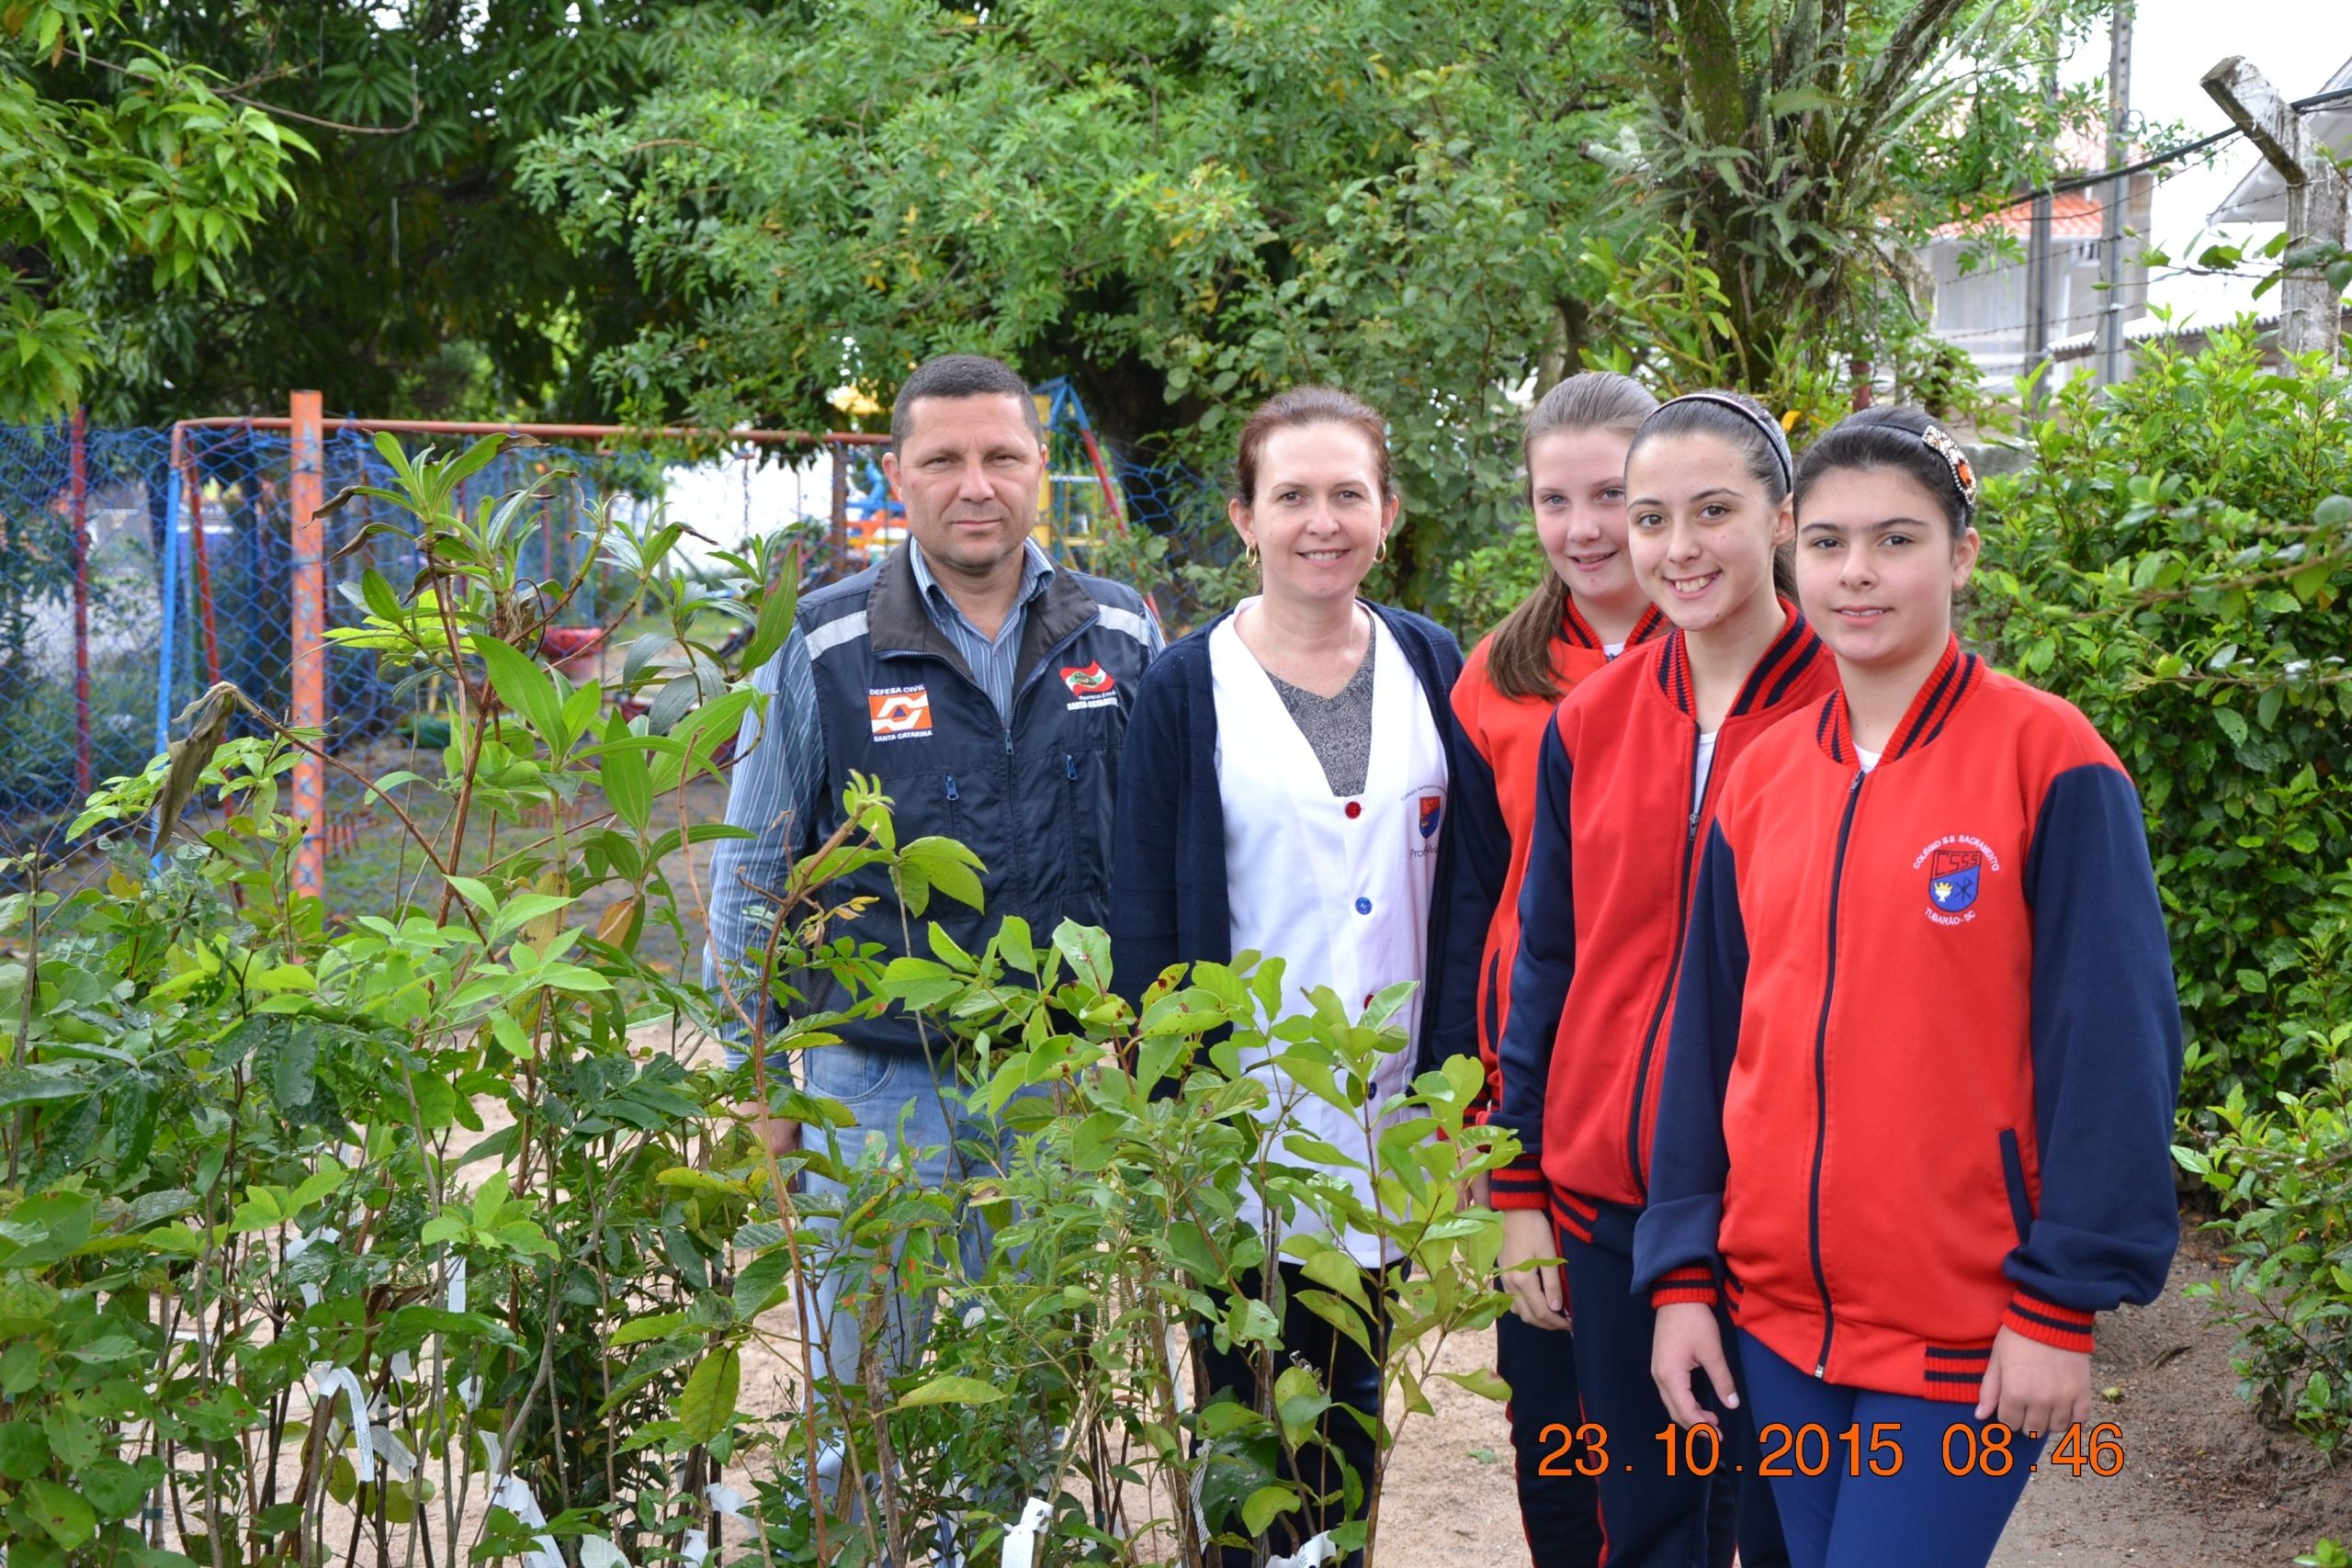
left=1928, top=847, right=1982, bottom=913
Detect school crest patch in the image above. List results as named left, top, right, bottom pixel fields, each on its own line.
left=1928, top=847, right=1982, bottom=913
left=1419, top=795, right=1443, bottom=840
left=867, top=685, right=933, bottom=740
left=1911, top=833, right=2002, bottom=925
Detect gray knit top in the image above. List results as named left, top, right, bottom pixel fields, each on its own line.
left=1265, top=652, right=1376, bottom=796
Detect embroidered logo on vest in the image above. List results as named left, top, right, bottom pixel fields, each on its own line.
left=1913, top=833, right=2002, bottom=925
left=1060, top=661, right=1121, bottom=711
left=868, top=685, right=933, bottom=739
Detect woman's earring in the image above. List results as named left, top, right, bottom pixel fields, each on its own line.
left=1373, top=532, right=1389, bottom=565
left=1244, top=538, right=1261, bottom=570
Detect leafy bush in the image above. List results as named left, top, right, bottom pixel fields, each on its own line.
left=2179, top=1043, right=2352, bottom=1453
left=0, top=436, right=1509, bottom=1566
left=1966, top=328, right=2352, bottom=1112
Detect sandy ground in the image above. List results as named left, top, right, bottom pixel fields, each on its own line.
left=1363, top=1235, right=2352, bottom=1568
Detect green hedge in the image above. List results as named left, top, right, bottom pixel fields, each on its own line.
left=1965, top=330, right=2352, bottom=1113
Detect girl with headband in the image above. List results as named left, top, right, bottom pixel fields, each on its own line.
left=1487, top=388, right=1830, bottom=1568
left=1636, top=406, right=2181, bottom=1567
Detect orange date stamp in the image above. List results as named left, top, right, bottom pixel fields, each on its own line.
left=1532, top=1419, right=2128, bottom=1479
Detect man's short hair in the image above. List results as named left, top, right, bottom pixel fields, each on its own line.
left=890, top=354, right=1044, bottom=448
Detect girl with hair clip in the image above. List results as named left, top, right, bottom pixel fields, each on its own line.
left=1487, top=389, right=1828, bottom=1568
left=1635, top=406, right=2183, bottom=1568
left=1446, top=370, right=1665, bottom=1568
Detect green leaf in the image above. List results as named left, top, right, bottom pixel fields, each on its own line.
left=1240, top=1484, right=1300, bottom=1536
left=612, top=1311, right=688, bottom=1347
left=739, top=574, right=798, bottom=674
left=677, top=1347, right=741, bottom=1443
left=473, top=635, right=571, bottom=754
left=733, top=1248, right=795, bottom=1315
left=599, top=712, right=653, bottom=831
left=0, top=1069, right=91, bottom=1112
left=77, top=1457, right=161, bottom=1520
left=0, top=1419, right=51, bottom=1480
left=897, top=1373, right=1009, bottom=1408
left=21, top=1479, right=96, bottom=1549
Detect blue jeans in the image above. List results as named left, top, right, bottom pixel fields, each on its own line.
left=794, top=1043, right=1012, bottom=1404
left=1736, top=1330, right=2043, bottom=1568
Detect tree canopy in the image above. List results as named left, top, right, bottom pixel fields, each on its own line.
left=1, top=0, right=305, bottom=422
left=519, top=0, right=2109, bottom=597
left=19, top=0, right=696, bottom=424
left=518, top=0, right=1636, bottom=593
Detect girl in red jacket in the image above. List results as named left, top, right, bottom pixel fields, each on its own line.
left=1638, top=406, right=2182, bottom=1568
left=1451, top=370, right=1665, bottom=1568
left=1489, top=389, right=1832, bottom=1568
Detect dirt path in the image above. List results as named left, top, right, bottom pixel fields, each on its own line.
left=1370, top=1235, right=2352, bottom=1567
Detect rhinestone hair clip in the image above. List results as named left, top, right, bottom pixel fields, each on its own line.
left=1920, top=424, right=1980, bottom=510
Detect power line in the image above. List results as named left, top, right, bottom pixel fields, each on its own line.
left=1998, top=83, right=2352, bottom=207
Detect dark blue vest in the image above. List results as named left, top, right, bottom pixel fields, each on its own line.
left=797, top=544, right=1156, bottom=1054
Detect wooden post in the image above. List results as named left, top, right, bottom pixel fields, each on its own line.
left=2204, top=56, right=2350, bottom=363
left=290, top=390, right=326, bottom=903
left=2097, top=0, right=2134, bottom=386
left=68, top=408, right=91, bottom=800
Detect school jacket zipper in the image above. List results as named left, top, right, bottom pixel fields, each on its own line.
left=1623, top=721, right=1712, bottom=1200
left=1807, top=768, right=1867, bottom=1376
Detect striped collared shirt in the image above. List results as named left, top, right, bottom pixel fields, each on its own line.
left=908, top=536, right=1057, bottom=723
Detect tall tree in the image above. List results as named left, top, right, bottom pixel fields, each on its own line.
left=1620, top=0, right=2113, bottom=392
left=518, top=0, right=1640, bottom=597
left=46, top=0, right=699, bottom=423
left=1, top=0, right=305, bottom=422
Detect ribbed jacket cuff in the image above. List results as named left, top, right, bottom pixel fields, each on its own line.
left=2003, top=1289, right=2097, bottom=1353
left=1488, top=1163, right=1550, bottom=1212
left=1649, top=1265, right=1720, bottom=1308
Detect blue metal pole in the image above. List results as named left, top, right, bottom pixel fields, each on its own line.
left=154, top=448, right=183, bottom=761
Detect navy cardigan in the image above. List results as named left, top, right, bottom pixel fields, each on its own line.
left=1108, top=602, right=1509, bottom=1076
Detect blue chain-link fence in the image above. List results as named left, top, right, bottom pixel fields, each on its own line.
left=0, top=402, right=1227, bottom=861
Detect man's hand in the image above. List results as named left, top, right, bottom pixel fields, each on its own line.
left=1974, top=1326, right=2093, bottom=1439
left=1652, top=1301, right=1737, bottom=1429
left=737, top=1100, right=802, bottom=1160
left=1499, top=1208, right=1573, bottom=1331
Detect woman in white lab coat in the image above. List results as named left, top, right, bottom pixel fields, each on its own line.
left=1111, top=385, right=1507, bottom=1567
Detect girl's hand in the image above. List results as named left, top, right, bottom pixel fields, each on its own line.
left=1464, top=1170, right=1492, bottom=1210
left=1973, top=1326, right=2094, bottom=1438
left=1652, top=1301, right=1737, bottom=1429
left=1499, top=1208, right=1572, bottom=1331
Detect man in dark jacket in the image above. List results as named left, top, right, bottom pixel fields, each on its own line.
left=702, top=352, right=1159, bottom=1439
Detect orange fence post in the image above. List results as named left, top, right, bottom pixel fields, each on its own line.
left=290, top=390, right=326, bottom=903
left=69, top=408, right=92, bottom=800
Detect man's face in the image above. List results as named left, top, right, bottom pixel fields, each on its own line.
left=882, top=394, right=1046, bottom=581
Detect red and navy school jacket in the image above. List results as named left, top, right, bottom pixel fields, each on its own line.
left=1487, top=604, right=1835, bottom=1228
left=1448, top=602, right=1667, bottom=1114
left=1631, top=638, right=2184, bottom=1403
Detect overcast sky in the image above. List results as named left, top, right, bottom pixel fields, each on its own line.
left=2094, top=0, right=2352, bottom=320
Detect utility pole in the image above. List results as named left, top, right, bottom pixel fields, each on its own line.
left=2023, top=43, right=2060, bottom=407
left=2203, top=56, right=2349, bottom=364
left=2097, top=1, right=2135, bottom=386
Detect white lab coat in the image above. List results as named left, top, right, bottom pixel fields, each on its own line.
left=1211, top=603, right=1449, bottom=1266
